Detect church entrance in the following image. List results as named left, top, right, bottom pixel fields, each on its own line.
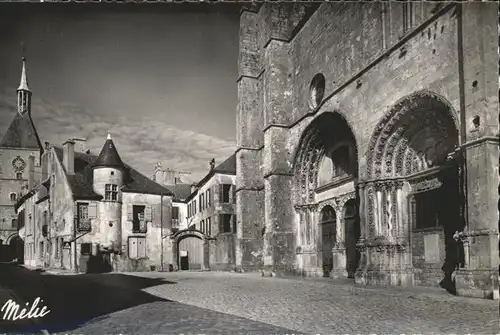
left=344, top=199, right=360, bottom=278
left=320, top=205, right=336, bottom=277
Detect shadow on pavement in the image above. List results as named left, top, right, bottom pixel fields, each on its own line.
left=0, top=263, right=175, bottom=333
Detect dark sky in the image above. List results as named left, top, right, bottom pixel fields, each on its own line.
left=0, top=3, right=240, bottom=182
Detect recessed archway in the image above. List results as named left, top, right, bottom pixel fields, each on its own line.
left=292, top=111, right=360, bottom=277
left=293, top=111, right=359, bottom=205
left=362, top=90, right=462, bottom=287
left=172, top=229, right=209, bottom=271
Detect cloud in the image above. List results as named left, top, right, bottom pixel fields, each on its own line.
left=0, top=88, right=236, bottom=183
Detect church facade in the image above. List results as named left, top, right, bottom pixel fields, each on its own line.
left=235, top=2, right=499, bottom=299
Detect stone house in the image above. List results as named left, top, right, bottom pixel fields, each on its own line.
left=174, top=154, right=237, bottom=271
left=236, top=2, right=498, bottom=299
left=16, top=134, right=175, bottom=272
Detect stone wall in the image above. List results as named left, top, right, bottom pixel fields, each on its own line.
left=237, top=1, right=498, bottom=297
left=0, top=147, right=40, bottom=243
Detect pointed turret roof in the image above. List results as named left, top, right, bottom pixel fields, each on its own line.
left=93, top=133, right=125, bottom=169
left=17, top=57, right=30, bottom=92
left=0, top=58, right=41, bottom=150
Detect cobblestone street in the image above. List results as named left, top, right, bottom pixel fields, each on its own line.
left=71, top=271, right=498, bottom=334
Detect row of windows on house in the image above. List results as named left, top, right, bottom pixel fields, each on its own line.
left=75, top=202, right=181, bottom=233
left=198, top=213, right=236, bottom=235
left=187, top=184, right=235, bottom=218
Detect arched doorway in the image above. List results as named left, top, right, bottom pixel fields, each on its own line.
left=344, top=199, right=360, bottom=278
left=7, top=234, right=24, bottom=264
left=292, top=111, right=360, bottom=276
left=178, top=235, right=203, bottom=270
left=320, top=205, right=336, bottom=277
left=363, top=90, right=461, bottom=286
left=172, top=230, right=209, bottom=271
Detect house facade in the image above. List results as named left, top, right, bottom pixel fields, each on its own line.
left=174, top=154, right=237, bottom=271
left=16, top=134, right=175, bottom=272
left=236, top=2, right=498, bottom=299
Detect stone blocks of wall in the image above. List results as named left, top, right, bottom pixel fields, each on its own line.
left=236, top=149, right=263, bottom=190
left=412, top=229, right=446, bottom=287
left=237, top=78, right=264, bottom=149
left=263, top=174, right=295, bottom=274
left=460, top=3, right=499, bottom=139
left=209, top=233, right=236, bottom=271
left=262, top=127, right=292, bottom=177
left=235, top=189, right=263, bottom=271
left=263, top=40, right=293, bottom=127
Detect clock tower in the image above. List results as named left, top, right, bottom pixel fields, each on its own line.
left=0, top=57, right=43, bottom=258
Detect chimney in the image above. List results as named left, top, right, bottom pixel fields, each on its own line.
left=28, top=154, right=35, bottom=190
left=71, top=137, right=87, bottom=153
left=63, top=139, right=75, bottom=175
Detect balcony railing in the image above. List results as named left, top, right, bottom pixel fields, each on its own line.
left=132, top=220, right=147, bottom=233
left=76, top=219, right=91, bottom=232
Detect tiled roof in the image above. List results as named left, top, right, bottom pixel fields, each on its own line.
left=213, top=153, right=236, bottom=175
left=54, top=147, right=173, bottom=200
left=167, top=183, right=192, bottom=202
left=0, top=113, right=43, bottom=150
left=195, top=152, right=236, bottom=188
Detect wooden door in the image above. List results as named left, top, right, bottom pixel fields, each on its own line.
left=178, top=236, right=204, bottom=270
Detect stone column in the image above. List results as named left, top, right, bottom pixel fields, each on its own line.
left=453, top=2, right=499, bottom=300
left=331, top=201, right=347, bottom=278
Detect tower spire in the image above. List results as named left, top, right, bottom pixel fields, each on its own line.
left=17, top=56, right=30, bottom=92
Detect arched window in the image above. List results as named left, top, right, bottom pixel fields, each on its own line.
left=9, top=193, right=17, bottom=201
left=11, top=219, right=17, bottom=229
left=331, top=145, right=350, bottom=178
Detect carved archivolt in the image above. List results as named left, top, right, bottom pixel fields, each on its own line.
left=293, top=112, right=358, bottom=206
left=365, top=90, right=460, bottom=180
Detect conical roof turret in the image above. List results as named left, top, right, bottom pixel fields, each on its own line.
left=93, top=133, right=125, bottom=169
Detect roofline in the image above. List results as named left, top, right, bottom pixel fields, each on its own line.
left=92, top=164, right=126, bottom=170
left=185, top=188, right=199, bottom=202
left=15, top=188, right=37, bottom=212
left=122, top=190, right=173, bottom=196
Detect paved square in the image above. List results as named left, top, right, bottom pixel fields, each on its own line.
left=71, top=271, right=499, bottom=334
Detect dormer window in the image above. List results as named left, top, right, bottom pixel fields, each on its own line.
left=105, top=184, right=118, bottom=201
left=9, top=193, right=17, bottom=202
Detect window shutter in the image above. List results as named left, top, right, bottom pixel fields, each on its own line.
left=232, top=214, right=237, bottom=233
left=218, top=184, right=223, bottom=203
left=138, top=238, right=146, bottom=258
left=152, top=203, right=161, bottom=227
left=219, top=214, right=223, bottom=232
left=232, top=185, right=236, bottom=204
left=128, top=237, right=138, bottom=259
left=144, top=206, right=152, bottom=222
left=88, top=203, right=98, bottom=219
left=127, top=204, right=133, bottom=221
left=164, top=201, right=172, bottom=230
left=74, top=203, right=78, bottom=219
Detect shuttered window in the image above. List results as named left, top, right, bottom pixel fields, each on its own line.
left=128, top=237, right=146, bottom=259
